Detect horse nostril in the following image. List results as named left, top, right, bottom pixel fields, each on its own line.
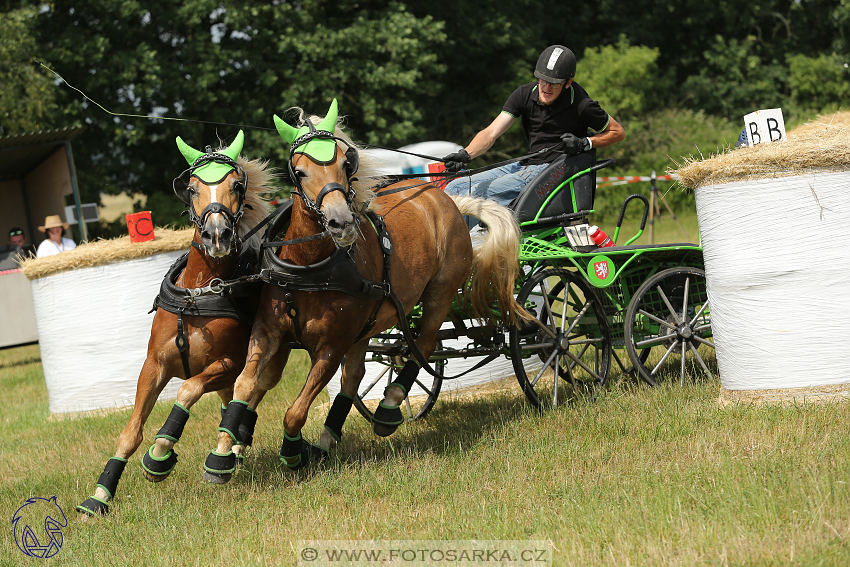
left=221, top=228, right=232, bottom=241
left=201, top=229, right=213, bottom=241
left=327, top=219, right=342, bottom=230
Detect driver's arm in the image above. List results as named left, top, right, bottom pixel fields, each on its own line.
left=589, top=116, right=626, bottom=148
left=464, top=112, right=516, bottom=159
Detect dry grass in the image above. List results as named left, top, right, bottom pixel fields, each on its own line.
left=19, top=227, right=194, bottom=280
left=672, top=111, right=850, bottom=189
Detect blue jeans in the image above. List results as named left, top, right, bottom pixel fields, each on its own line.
left=444, top=162, right=549, bottom=227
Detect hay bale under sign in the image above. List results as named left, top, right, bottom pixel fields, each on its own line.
left=21, top=229, right=193, bottom=415
left=673, top=113, right=850, bottom=403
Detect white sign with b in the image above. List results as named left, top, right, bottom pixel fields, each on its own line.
left=743, top=108, right=787, bottom=147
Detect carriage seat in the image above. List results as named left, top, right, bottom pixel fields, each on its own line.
left=509, top=150, right=597, bottom=224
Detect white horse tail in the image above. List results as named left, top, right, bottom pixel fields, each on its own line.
left=448, top=195, right=531, bottom=326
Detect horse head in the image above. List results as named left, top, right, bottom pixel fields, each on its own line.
left=274, top=99, right=360, bottom=248
left=173, top=131, right=248, bottom=257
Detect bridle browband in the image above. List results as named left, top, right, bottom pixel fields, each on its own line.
left=173, top=152, right=251, bottom=251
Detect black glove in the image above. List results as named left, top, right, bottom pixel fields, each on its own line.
left=560, top=133, right=590, bottom=156
left=442, top=149, right=471, bottom=172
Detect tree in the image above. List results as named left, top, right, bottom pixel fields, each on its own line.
left=0, top=7, right=57, bottom=136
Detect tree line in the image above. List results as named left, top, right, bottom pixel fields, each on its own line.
left=2, top=0, right=848, bottom=233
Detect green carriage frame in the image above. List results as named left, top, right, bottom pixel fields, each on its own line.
left=355, top=152, right=714, bottom=421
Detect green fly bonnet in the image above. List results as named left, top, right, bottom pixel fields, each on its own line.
left=172, top=130, right=249, bottom=229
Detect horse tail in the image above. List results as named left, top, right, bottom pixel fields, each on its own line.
left=448, top=195, right=532, bottom=327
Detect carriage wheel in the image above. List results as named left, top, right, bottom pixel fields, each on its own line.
left=624, top=266, right=714, bottom=386
left=509, top=268, right=612, bottom=407
left=353, top=340, right=444, bottom=424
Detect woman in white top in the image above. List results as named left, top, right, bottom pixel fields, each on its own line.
left=36, top=215, right=77, bottom=258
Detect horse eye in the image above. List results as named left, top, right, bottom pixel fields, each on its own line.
left=232, top=181, right=244, bottom=194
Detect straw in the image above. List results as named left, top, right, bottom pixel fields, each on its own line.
left=20, top=228, right=194, bottom=280
left=672, top=111, right=850, bottom=189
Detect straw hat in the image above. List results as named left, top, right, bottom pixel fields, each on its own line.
left=38, top=215, right=70, bottom=232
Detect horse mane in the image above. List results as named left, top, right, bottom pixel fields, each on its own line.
left=289, top=108, right=379, bottom=213
left=234, top=156, right=275, bottom=245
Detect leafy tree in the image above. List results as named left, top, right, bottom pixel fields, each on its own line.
left=0, top=7, right=57, bottom=136
left=577, top=37, right=670, bottom=120
left=787, top=52, right=850, bottom=113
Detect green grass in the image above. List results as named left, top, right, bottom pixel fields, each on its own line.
left=2, top=335, right=850, bottom=566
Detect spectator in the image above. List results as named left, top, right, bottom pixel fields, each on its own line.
left=36, top=215, right=77, bottom=258
left=7, top=227, right=37, bottom=258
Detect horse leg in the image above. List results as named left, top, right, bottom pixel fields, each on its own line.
left=204, top=339, right=289, bottom=484
left=231, top=389, right=268, bottom=463
left=77, top=357, right=171, bottom=517
left=373, top=287, right=457, bottom=437
left=279, top=355, right=343, bottom=470
left=141, top=358, right=240, bottom=482
left=315, top=341, right=369, bottom=452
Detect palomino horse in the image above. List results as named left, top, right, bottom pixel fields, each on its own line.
left=77, top=132, right=275, bottom=516
left=202, top=99, right=527, bottom=480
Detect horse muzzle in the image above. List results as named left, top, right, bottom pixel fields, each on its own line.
left=201, top=213, right=235, bottom=257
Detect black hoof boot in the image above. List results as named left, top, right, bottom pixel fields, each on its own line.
left=141, top=446, right=178, bottom=482
left=77, top=496, right=110, bottom=516
left=203, top=450, right=236, bottom=484
left=372, top=402, right=403, bottom=437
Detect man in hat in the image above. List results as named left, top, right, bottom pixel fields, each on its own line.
left=442, top=44, right=625, bottom=215
left=36, top=215, right=77, bottom=258
left=7, top=227, right=36, bottom=258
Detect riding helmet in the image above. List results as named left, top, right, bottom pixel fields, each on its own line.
left=534, top=45, right=576, bottom=84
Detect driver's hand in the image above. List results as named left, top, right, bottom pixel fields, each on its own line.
left=560, top=133, right=590, bottom=155
left=442, top=149, right=471, bottom=172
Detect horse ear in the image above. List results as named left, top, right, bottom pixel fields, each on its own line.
left=176, top=136, right=204, bottom=166
left=274, top=115, right=298, bottom=145
left=317, top=99, right=339, bottom=133
left=222, top=130, right=244, bottom=161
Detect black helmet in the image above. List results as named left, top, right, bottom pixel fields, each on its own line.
left=534, top=45, right=576, bottom=83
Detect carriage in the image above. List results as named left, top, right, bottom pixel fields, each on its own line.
left=350, top=149, right=713, bottom=422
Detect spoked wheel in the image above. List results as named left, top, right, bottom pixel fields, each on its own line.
left=509, top=268, right=612, bottom=407
left=353, top=339, right=444, bottom=424
left=624, top=266, right=714, bottom=386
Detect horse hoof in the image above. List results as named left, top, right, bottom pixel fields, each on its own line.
left=141, top=446, right=177, bottom=481
left=202, top=471, right=232, bottom=484
left=203, top=450, right=236, bottom=481
left=76, top=496, right=109, bottom=517
left=372, top=403, right=403, bottom=437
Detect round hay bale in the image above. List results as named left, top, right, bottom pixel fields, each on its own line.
left=673, top=113, right=850, bottom=403
left=21, top=228, right=193, bottom=415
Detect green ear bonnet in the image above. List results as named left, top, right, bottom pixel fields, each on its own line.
left=273, top=99, right=339, bottom=164
left=175, top=130, right=245, bottom=184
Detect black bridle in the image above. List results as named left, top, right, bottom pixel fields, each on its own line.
left=172, top=152, right=251, bottom=248
left=287, top=124, right=361, bottom=228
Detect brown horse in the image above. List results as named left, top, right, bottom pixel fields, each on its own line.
left=77, top=132, right=275, bottom=516
left=203, top=100, right=527, bottom=480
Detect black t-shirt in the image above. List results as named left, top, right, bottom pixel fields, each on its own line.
left=502, top=81, right=611, bottom=165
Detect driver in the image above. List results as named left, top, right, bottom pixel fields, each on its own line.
left=442, top=45, right=625, bottom=213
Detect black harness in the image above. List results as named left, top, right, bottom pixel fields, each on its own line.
left=151, top=244, right=263, bottom=378
left=258, top=202, right=394, bottom=344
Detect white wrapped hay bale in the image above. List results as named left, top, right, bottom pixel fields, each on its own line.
left=676, top=113, right=850, bottom=403
left=21, top=229, right=194, bottom=415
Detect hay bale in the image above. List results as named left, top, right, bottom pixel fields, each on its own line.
left=672, top=111, right=850, bottom=189
left=673, top=112, right=850, bottom=404
left=25, top=228, right=194, bottom=415
left=20, top=227, right=193, bottom=280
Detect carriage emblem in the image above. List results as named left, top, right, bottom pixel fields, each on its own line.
left=594, top=261, right=609, bottom=279
left=12, top=496, right=67, bottom=559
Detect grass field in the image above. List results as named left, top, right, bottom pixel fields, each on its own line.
left=4, top=207, right=850, bottom=566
